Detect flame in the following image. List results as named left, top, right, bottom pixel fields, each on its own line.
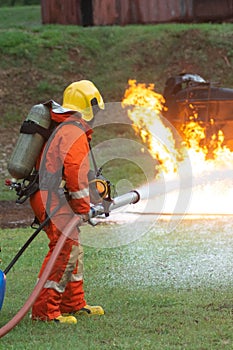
left=122, top=79, right=233, bottom=215
left=122, top=80, right=182, bottom=177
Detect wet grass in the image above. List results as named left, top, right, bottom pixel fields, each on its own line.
left=0, top=218, right=232, bottom=348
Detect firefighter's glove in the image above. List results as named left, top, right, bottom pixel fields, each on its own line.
left=75, top=213, right=89, bottom=226
left=76, top=213, right=99, bottom=227
left=76, top=213, right=89, bottom=225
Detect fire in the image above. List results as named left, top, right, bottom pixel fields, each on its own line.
left=122, top=79, right=233, bottom=215
left=122, top=80, right=183, bottom=177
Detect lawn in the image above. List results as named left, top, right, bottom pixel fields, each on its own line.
left=0, top=215, right=233, bottom=349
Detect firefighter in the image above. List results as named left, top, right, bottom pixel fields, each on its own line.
left=30, top=80, right=105, bottom=324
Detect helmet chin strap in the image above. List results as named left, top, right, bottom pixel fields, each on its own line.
left=86, top=100, right=100, bottom=127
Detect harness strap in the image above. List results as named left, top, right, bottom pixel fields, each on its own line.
left=39, top=120, right=87, bottom=217
left=89, top=143, right=99, bottom=175
left=20, top=120, right=52, bottom=140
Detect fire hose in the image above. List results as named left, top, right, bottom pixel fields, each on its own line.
left=0, top=190, right=140, bottom=338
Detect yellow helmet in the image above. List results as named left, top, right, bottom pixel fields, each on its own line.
left=62, top=80, right=105, bottom=121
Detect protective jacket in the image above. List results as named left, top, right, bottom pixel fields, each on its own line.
left=30, top=101, right=92, bottom=321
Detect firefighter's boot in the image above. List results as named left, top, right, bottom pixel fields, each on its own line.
left=54, top=315, right=77, bottom=324
left=68, top=304, right=105, bottom=317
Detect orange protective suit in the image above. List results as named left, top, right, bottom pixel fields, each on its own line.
left=30, top=102, right=92, bottom=321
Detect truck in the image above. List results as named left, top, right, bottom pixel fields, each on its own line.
left=162, top=73, right=233, bottom=154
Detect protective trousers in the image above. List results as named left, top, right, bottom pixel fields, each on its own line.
left=30, top=190, right=86, bottom=321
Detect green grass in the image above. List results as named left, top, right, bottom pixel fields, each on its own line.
left=0, top=5, right=41, bottom=28
left=0, top=219, right=233, bottom=348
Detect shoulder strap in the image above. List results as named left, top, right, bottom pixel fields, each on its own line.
left=20, top=120, right=52, bottom=140
left=39, top=119, right=86, bottom=189
left=39, top=119, right=88, bottom=216
left=89, top=142, right=99, bottom=175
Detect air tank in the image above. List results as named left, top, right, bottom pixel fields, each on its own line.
left=7, top=104, right=51, bottom=180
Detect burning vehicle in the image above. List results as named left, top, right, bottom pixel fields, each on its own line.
left=162, top=73, right=233, bottom=154
left=122, top=75, right=233, bottom=182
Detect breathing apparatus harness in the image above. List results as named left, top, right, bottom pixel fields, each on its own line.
left=5, top=117, right=58, bottom=204
left=6, top=110, right=115, bottom=218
